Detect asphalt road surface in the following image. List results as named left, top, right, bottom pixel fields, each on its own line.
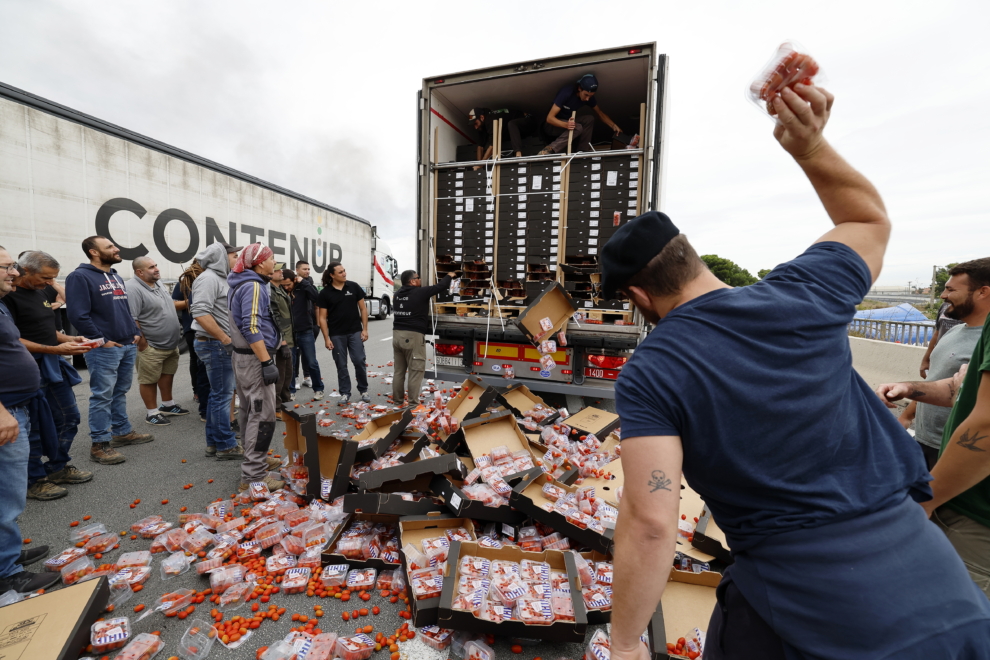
left=17, top=315, right=604, bottom=660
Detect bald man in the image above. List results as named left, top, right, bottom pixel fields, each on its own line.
left=126, top=256, right=187, bottom=427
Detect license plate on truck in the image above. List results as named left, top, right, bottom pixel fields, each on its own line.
left=434, top=355, right=462, bottom=367
left=585, top=367, right=621, bottom=380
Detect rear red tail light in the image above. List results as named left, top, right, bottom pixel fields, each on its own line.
left=628, top=48, right=642, bottom=55
left=435, top=343, right=464, bottom=356
left=587, top=355, right=628, bottom=369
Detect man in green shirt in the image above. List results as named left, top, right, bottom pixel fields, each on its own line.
left=877, top=257, right=990, bottom=595
left=269, top=265, right=295, bottom=420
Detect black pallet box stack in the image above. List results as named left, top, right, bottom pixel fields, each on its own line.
left=563, top=154, right=641, bottom=315
left=435, top=167, right=495, bottom=303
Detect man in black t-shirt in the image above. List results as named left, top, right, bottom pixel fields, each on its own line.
left=316, top=262, right=369, bottom=405
left=3, top=251, right=94, bottom=501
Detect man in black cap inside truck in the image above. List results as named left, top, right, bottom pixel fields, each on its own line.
left=539, top=73, right=622, bottom=155
left=468, top=108, right=537, bottom=160
left=604, top=84, right=990, bottom=658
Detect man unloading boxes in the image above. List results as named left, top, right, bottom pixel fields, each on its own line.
left=604, top=84, right=990, bottom=658
left=539, top=73, right=622, bottom=155
left=391, top=269, right=456, bottom=405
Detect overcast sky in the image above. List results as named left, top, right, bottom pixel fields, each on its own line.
left=2, top=0, right=987, bottom=288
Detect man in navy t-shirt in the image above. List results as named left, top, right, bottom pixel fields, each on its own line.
left=603, top=85, right=990, bottom=659
left=539, top=74, right=623, bottom=155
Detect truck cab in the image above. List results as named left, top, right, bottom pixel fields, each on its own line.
left=367, top=231, right=399, bottom=320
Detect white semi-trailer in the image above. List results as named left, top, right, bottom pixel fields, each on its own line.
left=0, top=82, right=396, bottom=317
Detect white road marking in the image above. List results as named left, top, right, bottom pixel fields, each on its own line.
left=381, top=336, right=393, bottom=342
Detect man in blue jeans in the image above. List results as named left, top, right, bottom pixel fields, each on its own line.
left=190, top=241, right=243, bottom=460
left=2, top=250, right=94, bottom=501
left=66, top=236, right=152, bottom=465
left=0, top=245, right=60, bottom=593
left=317, top=262, right=370, bottom=405
left=282, top=267, right=324, bottom=400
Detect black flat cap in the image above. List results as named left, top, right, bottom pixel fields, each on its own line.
left=601, top=211, right=680, bottom=299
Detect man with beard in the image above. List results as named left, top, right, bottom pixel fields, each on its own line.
left=66, top=237, right=152, bottom=465
left=895, top=258, right=990, bottom=468
left=228, top=244, right=283, bottom=491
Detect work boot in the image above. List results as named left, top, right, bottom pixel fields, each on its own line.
left=275, top=411, right=283, bottom=422
left=215, top=445, right=245, bottom=461
left=0, top=570, right=60, bottom=594
left=90, top=442, right=126, bottom=465
left=48, top=464, right=93, bottom=484
left=110, top=431, right=154, bottom=447
left=17, top=546, right=50, bottom=567
left=265, top=456, right=282, bottom=470
left=261, top=474, right=285, bottom=491
left=26, top=479, right=68, bottom=501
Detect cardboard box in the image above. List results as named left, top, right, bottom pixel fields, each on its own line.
left=444, top=377, right=505, bottom=425
left=430, top=474, right=527, bottom=525
left=356, top=446, right=467, bottom=492
left=647, top=569, right=721, bottom=659
left=514, top=282, right=578, bottom=345
left=510, top=470, right=615, bottom=554
left=438, top=541, right=588, bottom=642
left=283, top=407, right=357, bottom=502
left=342, top=492, right=445, bottom=516
left=497, top=383, right=559, bottom=425
left=562, top=406, right=621, bottom=439
left=0, top=576, right=109, bottom=660
left=351, top=409, right=415, bottom=464
left=399, top=514, right=478, bottom=626
left=322, top=512, right=402, bottom=571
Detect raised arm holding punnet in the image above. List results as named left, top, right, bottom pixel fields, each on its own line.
left=607, top=83, right=990, bottom=660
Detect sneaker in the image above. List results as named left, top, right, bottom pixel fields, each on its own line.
left=313, top=391, right=324, bottom=401
left=0, top=570, right=60, bottom=594
left=265, top=456, right=282, bottom=470
left=48, top=464, right=93, bottom=485
left=110, top=431, right=154, bottom=447
left=90, top=442, right=126, bottom=465
left=27, top=479, right=68, bottom=501
left=216, top=445, right=245, bottom=461
left=338, top=395, right=350, bottom=406
left=205, top=446, right=217, bottom=458
left=145, top=413, right=171, bottom=426
left=200, top=415, right=207, bottom=423
left=275, top=411, right=283, bottom=422
left=17, top=546, right=50, bottom=567
left=159, top=404, right=190, bottom=416
left=302, top=377, right=313, bottom=388
left=360, top=393, right=372, bottom=404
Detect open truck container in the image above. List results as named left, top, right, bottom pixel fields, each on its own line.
left=417, top=44, right=668, bottom=398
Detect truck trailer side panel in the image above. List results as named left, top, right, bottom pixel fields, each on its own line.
left=0, top=87, right=372, bottom=286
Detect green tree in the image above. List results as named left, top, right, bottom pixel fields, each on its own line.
left=758, top=268, right=772, bottom=280
left=933, top=263, right=959, bottom=298
left=700, top=255, right=758, bottom=287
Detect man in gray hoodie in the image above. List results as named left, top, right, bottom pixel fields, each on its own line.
left=190, top=242, right=242, bottom=460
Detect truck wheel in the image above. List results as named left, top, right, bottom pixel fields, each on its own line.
left=377, top=298, right=390, bottom=320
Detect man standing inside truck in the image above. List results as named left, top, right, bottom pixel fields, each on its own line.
left=468, top=108, right=537, bottom=159
left=538, top=74, right=622, bottom=155
left=605, top=85, right=990, bottom=659
left=391, top=269, right=456, bottom=405
left=317, top=262, right=370, bottom=406
left=66, top=236, right=153, bottom=465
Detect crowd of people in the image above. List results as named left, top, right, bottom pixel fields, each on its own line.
left=0, top=236, right=397, bottom=593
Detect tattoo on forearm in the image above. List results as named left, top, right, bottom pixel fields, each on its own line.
left=648, top=470, right=672, bottom=492
left=948, top=383, right=958, bottom=401
left=910, top=390, right=926, bottom=399
left=957, top=429, right=988, bottom=452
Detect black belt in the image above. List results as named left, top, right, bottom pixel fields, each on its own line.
left=233, top=347, right=254, bottom=355
left=196, top=337, right=217, bottom=342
